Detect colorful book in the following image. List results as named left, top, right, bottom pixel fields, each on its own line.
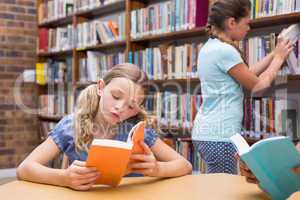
left=230, top=133, right=300, bottom=200
left=86, top=121, right=145, bottom=187
left=278, top=24, right=300, bottom=74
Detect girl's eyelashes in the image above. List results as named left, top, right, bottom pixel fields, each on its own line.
left=111, top=92, right=121, bottom=99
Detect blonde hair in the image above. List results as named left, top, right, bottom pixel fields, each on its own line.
left=74, top=63, right=149, bottom=152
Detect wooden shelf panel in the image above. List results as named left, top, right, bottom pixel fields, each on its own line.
left=75, top=82, right=96, bottom=89
left=131, top=27, right=205, bottom=43
left=250, top=12, right=300, bottom=28
left=76, top=41, right=126, bottom=51
left=38, top=114, right=64, bottom=122
left=37, top=50, right=73, bottom=58
left=38, top=15, right=73, bottom=28
left=75, top=1, right=126, bottom=18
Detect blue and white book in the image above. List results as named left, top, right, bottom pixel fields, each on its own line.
left=230, top=134, right=300, bottom=200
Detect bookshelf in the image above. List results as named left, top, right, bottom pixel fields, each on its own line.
left=36, top=0, right=300, bottom=171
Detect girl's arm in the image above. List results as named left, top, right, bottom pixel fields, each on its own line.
left=228, top=38, right=293, bottom=93
left=129, top=139, right=192, bottom=177
left=249, top=52, right=274, bottom=76
left=17, top=137, right=99, bottom=190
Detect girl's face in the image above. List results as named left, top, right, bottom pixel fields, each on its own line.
left=227, top=15, right=251, bottom=41
left=97, top=77, right=145, bottom=125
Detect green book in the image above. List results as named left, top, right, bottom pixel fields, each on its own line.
left=230, top=134, right=300, bottom=200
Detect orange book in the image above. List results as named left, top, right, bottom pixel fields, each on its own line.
left=86, top=121, right=145, bottom=186
left=107, top=20, right=119, bottom=38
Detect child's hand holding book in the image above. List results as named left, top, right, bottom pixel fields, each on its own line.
left=127, top=141, right=159, bottom=176
left=63, top=160, right=100, bottom=191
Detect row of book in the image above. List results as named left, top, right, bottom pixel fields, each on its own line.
left=38, top=0, right=123, bottom=24
left=130, top=0, right=208, bottom=39
left=79, top=51, right=125, bottom=83
left=131, top=43, right=202, bottom=80
left=38, top=14, right=125, bottom=53
left=146, top=92, right=202, bottom=130
left=36, top=58, right=72, bottom=85
left=74, top=0, right=122, bottom=12
left=243, top=97, right=299, bottom=140
left=39, top=88, right=74, bottom=117
left=38, top=0, right=74, bottom=24
left=251, top=0, right=300, bottom=19
left=38, top=26, right=74, bottom=53
left=240, top=33, right=300, bottom=75
left=76, top=14, right=125, bottom=49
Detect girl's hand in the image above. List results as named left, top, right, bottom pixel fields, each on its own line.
left=128, top=142, right=159, bottom=176
left=273, top=38, right=293, bottom=61
left=235, top=154, right=259, bottom=184
left=296, top=142, right=300, bottom=152
left=63, top=160, right=100, bottom=191
left=292, top=143, right=300, bottom=174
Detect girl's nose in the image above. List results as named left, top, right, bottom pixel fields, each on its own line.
left=114, top=100, right=126, bottom=112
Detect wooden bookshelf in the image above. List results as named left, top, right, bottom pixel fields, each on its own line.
left=131, top=27, right=206, bottom=43
left=37, top=50, right=73, bottom=58
left=75, top=1, right=126, bottom=18
left=76, top=41, right=126, bottom=51
left=38, top=114, right=64, bottom=122
left=36, top=0, right=300, bottom=163
left=131, top=12, right=300, bottom=44
left=38, top=15, right=73, bottom=28
left=250, top=12, right=300, bottom=29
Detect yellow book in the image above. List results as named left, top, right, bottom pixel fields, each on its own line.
left=36, top=63, right=47, bottom=85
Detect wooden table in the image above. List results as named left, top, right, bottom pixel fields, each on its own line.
left=0, top=174, right=276, bottom=200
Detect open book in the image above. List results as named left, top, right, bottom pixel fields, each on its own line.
left=230, top=134, right=300, bottom=200
left=278, top=24, right=300, bottom=74
left=86, top=121, right=145, bottom=186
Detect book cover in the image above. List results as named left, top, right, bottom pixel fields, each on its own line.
left=86, top=121, right=145, bottom=187
left=278, top=24, right=300, bottom=74
left=230, top=134, right=300, bottom=200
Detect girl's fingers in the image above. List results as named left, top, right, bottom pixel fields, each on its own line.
left=77, top=175, right=99, bottom=185
left=293, top=166, right=300, bottom=174
left=75, top=182, right=95, bottom=191
left=130, top=154, right=153, bottom=162
left=140, top=142, right=152, bottom=155
left=76, top=171, right=100, bottom=180
left=72, top=165, right=98, bottom=175
left=246, top=177, right=259, bottom=184
left=130, top=162, right=155, bottom=169
left=72, top=160, right=86, bottom=167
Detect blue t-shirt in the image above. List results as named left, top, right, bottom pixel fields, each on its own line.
left=192, top=38, right=244, bottom=142
left=49, top=114, right=158, bottom=164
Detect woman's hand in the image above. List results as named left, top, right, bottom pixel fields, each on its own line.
left=128, top=142, right=159, bottom=176
left=63, top=160, right=100, bottom=191
left=235, top=154, right=259, bottom=184
left=292, top=143, right=300, bottom=174
left=273, top=38, right=293, bottom=61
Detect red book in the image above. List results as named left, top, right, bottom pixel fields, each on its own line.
left=38, top=28, right=48, bottom=53
left=195, top=0, right=209, bottom=27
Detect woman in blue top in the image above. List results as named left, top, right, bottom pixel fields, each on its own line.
left=192, top=0, right=293, bottom=174
left=17, top=63, right=192, bottom=190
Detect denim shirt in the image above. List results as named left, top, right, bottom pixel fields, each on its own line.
left=49, top=114, right=158, bottom=164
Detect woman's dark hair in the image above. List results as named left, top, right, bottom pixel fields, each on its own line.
left=206, top=0, right=251, bottom=62
left=206, top=0, right=251, bottom=36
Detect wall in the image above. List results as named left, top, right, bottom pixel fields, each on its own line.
left=0, top=0, right=39, bottom=168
